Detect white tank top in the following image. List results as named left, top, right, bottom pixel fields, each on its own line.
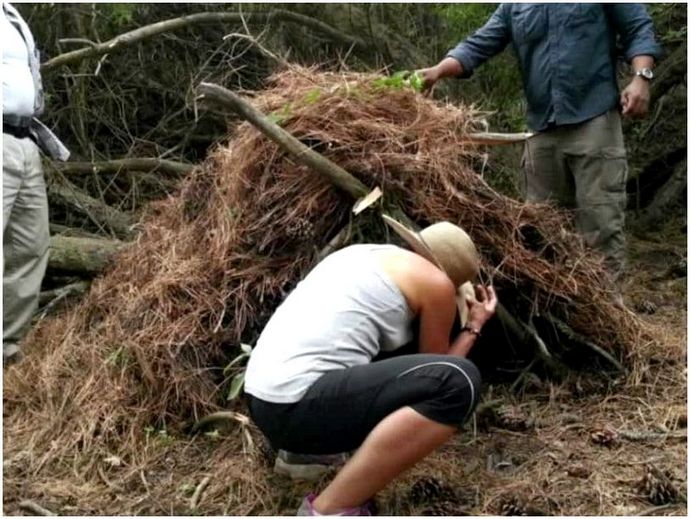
left=244, top=244, right=414, bottom=403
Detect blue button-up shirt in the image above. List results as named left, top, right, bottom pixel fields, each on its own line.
left=447, top=3, right=661, bottom=131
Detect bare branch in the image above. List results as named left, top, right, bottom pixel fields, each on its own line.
left=19, top=500, right=56, bottom=516
left=47, top=175, right=135, bottom=239
left=51, top=158, right=194, bottom=177
left=42, top=10, right=369, bottom=72
left=197, top=82, right=369, bottom=199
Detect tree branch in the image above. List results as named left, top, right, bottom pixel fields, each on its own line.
left=197, top=82, right=370, bottom=198
left=51, top=158, right=193, bottom=177
left=42, top=10, right=368, bottom=72
left=47, top=176, right=135, bottom=239
left=18, top=500, right=55, bottom=517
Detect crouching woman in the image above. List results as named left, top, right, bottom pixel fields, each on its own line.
left=244, top=216, right=497, bottom=516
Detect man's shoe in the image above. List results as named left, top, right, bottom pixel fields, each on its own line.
left=274, top=450, right=349, bottom=481
left=296, top=493, right=373, bottom=516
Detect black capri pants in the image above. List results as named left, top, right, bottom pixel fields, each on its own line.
left=246, top=354, right=482, bottom=455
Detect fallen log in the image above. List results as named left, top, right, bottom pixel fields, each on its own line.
left=49, top=223, right=105, bottom=240
left=49, top=235, right=125, bottom=274
left=47, top=175, right=135, bottom=239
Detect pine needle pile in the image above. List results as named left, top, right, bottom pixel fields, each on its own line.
left=3, top=67, right=654, bottom=513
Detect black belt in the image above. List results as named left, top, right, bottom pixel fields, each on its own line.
left=3, top=115, right=32, bottom=139
left=3, top=123, right=32, bottom=139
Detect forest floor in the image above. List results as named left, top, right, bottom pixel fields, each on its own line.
left=3, top=220, right=687, bottom=516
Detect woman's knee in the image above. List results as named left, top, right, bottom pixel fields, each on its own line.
left=403, top=357, right=482, bottom=426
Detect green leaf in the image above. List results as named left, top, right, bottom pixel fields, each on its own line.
left=222, top=352, right=249, bottom=375
left=409, top=72, right=424, bottom=93
left=240, top=343, right=253, bottom=355
left=267, top=113, right=286, bottom=126
left=303, top=89, right=322, bottom=105
left=204, top=429, right=220, bottom=439
left=227, top=372, right=246, bottom=401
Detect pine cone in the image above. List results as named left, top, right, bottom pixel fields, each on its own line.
left=496, top=406, right=532, bottom=431
left=498, top=495, right=527, bottom=516
left=589, top=427, right=618, bottom=447
left=409, top=476, right=456, bottom=503
left=420, top=499, right=469, bottom=516
left=638, top=464, right=679, bottom=505
left=634, top=299, right=657, bottom=314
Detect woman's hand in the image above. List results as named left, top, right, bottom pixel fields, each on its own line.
left=465, top=285, right=498, bottom=331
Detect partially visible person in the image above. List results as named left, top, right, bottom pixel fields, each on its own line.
left=245, top=215, right=497, bottom=515
left=2, top=1, right=69, bottom=365
left=418, top=4, right=661, bottom=279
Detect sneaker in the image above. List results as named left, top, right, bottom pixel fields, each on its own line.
left=296, top=493, right=373, bottom=516
left=275, top=450, right=349, bottom=481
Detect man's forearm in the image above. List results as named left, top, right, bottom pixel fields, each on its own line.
left=434, top=57, right=465, bottom=80
left=631, top=55, right=655, bottom=71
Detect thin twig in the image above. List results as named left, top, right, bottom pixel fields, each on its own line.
left=639, top=503, right=674, bottom=516
left=189, top=476, right=211, bottom=510
left=37, top=281, right=91, bottom=319
left=619, top=430, right=687, bottom=442
left=58, top=37, right=98, bottom=47
left=19, top=500, right=56, bottom=516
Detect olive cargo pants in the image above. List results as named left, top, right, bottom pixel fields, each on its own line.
left=3, top=133, right=50, bottom=361
left=523, top=109, right=628, bottom=276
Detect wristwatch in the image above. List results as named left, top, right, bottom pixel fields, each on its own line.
left=634, top=68, right=654, bottom=81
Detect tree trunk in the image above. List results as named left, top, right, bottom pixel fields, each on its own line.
left=47, top=176, right=136, bottom=239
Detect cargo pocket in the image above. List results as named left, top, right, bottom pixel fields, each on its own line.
left=599, top=146, right=628, bottom=197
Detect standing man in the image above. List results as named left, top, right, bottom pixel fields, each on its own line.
left=419, top=4, right=661, bottom=279
left=2, top=2, right=69, bottom=365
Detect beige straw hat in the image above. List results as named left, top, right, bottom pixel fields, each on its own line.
left=382, top=214, right=480, bottom=325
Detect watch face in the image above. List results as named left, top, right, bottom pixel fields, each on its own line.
left=641, top=68, right=654, bottom=80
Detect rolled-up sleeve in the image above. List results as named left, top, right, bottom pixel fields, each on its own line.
left=608, top=4, right=662, bottom=62
left=446, top=4, right=511, bottom=78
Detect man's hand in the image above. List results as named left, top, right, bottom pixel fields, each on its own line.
left=621, top=76, right=651, bottom=118
left=416, top=66, right=441, bottom=93
left=415, top=58, right=464, bottom=95
left=465, top=285, right=498, bottom=331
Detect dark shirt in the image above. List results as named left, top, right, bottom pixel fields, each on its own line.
left=447, top=3, right=661, bottom=131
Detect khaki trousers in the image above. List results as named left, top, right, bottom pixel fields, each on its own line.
left=522, top=110, right=628, bottom=276
left=3, top=133, right=50, bottom=360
